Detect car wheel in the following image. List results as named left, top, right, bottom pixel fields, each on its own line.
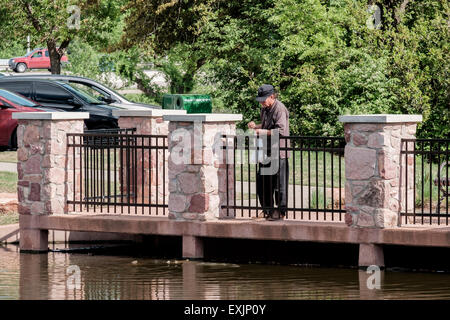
left=9, top=129, right=17, bottom=150
left=16, top=63, right=27, bottom=73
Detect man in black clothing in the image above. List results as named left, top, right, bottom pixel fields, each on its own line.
left=248, top=84, right=290, bottom=221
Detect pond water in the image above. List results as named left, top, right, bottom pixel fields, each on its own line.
left=1, top=244, right=450, bottom=300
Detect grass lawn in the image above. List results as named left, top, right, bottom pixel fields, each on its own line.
left=0, top=171, right=18, bottom=193
left=0, top=151, right=17, bottom=163
left=233, top=149, right=345, bottom=188
left=122, top=93, right=161, bottom=106
left=0, top=212, right=19, bottom=225
left=0, top=172, right=18, bottom=225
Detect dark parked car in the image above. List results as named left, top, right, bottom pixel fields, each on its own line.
left=0, top=78, right=120, bottom=130
left=12, top=74, right=161, bottom=110
left=0, top=88, right=57, bottom=149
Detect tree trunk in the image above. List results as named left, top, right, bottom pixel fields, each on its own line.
left=47, top=39, right=71, bottom=74
left=47, top=40, right=62, bottom=74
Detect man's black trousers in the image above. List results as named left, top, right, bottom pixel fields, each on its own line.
left=256, top=158, right=289, bottom=216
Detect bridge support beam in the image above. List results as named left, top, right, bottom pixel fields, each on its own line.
left=182, top=235, right=204, bottom=260
left=358, top=243, right=384, bottom=268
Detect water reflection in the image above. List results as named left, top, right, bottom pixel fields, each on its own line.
left=0, top=244, right=450, bottom=300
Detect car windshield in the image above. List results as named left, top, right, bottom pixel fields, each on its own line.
left=24, top=50, right=36, bottom=57
left=0, top=89, right=38, bottom=107
left=59, top=83, right=105, bottom=104
left=70, top=79, right=128, bottom=102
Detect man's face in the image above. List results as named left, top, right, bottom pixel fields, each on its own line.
left=259, top=94, right=275, bottom=108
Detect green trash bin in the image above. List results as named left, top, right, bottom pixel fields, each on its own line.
left=162, top=94, right=212, bottom=113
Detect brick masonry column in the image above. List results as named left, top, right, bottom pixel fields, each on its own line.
left=164, top=114, right=242, bottom=221
left=13, top=112, right=88, bottom=252
left=113, top=109, right=186, bottom=207
left=339, top=114, right=422, bottom=229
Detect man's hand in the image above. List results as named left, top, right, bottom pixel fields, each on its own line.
left=248, top=121, right=256, bottom=129
left=255, top=128, right=270, bottom=135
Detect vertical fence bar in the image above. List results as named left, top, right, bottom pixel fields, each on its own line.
left=445, top=140, right=450, bottom=226
left=278, top=135, right=281, bottom=219
left=134, top=135, right=137, bottom=215
left=120, top=134, right=124, bottom=214
left=315, top=139, right=319, bottom=220
left=323, top=138, right=326, bottom=220
left=240, top=136, right=244, bottom=218
left=233, top=136, right=236, bottom=218
left=339, top=141, right=342, bottom=221
left=163, top=136, right=167, bottom=216
left=308, top=139, right=311, bottom=220
left=293, top=138, right=296, bottom=220
left=226, top=136, right=230, bottom=218
left=421, top=141, right=424, bottom=225
left=107, top=136, right=111, bottom=211
left=429, top=142, right=432, bottom=225
left=94, top=137, right=97, bottom=212
left=150, top=136, right=153, bottom=216
left=66, top=135, right=77, bottom=211
left=141, top=136, right=144, bottom=215
left=300, top=138, right=304, bottom=220
left=331, top=139, right=335, bottom=221
left=247, top=136, right=251, bottom=218
left=101, top=137, right=104, bottom=213
left=405, top=140, right=408, bottom=224
left=256, top=136, right=260, bottom=217
left=156, top=136, right=159, bottom=215
left=126, top=134, right=130, bottom=214
left=114, top=136, right=117, bottom=214
left=437, top=140, right=441, bottom=225
left=413, top=140, right=416, bottom=224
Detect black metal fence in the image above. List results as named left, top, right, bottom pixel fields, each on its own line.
left=400, top=138, right=450, bottom=225
left=67, top=131, right=168, bottom=215
left=221, top=135, right=346, bottom=221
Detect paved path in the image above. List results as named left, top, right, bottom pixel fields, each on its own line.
left=0, top=162, right=17, bottom=173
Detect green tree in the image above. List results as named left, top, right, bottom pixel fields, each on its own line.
left=0, top=0, right=125, bottom=74
left=121, top=0, right=449, bottom=138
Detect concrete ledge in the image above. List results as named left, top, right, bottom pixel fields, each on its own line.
left=12, top=112, right=90, bottom=120
left=163, top=113, right=243, bottom=122
left=19, top=214, right=450, bottom=248
left=113, top=109, right=187, bottom=118
left=338, top=114, right=422, bottom=123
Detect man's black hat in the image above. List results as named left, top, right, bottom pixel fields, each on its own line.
left=255, top=84, right=275, bottom=102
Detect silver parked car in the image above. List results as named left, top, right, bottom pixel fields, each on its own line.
left=8, top=74, right=161, bottom=110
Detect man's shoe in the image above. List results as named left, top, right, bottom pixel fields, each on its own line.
left=267, top=210, right=284, bottom=221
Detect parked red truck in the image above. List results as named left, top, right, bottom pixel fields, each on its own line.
left=8, top=48, right=69, bottom=73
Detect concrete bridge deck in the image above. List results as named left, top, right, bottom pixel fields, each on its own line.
left=19, top=213, right=450, bottom=248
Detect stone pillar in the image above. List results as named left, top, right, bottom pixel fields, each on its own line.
left=13, top=112, right=88, bottom=252
left=339, top=114, right=422, bottom=228
left=113, top=109, right=186, bottom=207
left=164, top=114, right=242, bottom=220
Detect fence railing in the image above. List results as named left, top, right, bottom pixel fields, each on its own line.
left=221, top=135, right=346, bottom=221
left=67, top=131, right=168, bottom=216
left=400, top=138, right=450, bottom=225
